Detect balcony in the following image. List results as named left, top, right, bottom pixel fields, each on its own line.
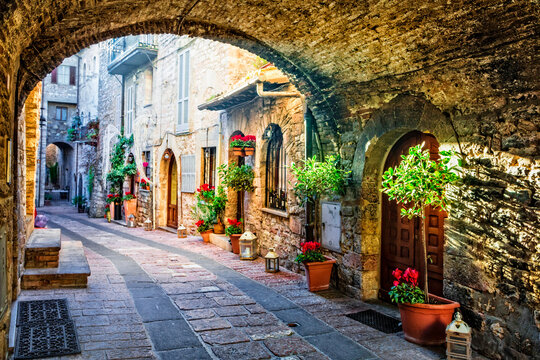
left=107, top=36, right=158, bottom=75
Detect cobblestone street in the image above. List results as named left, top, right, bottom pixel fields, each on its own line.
left=13, top=204, right=459, bottom=360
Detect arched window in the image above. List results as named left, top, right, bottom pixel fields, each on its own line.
left=265, top=124, right=286, bottom=211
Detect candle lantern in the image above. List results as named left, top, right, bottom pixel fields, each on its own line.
left=144, top=218, right=152, bottom=231
left=446, top=311, right=472, bottom=360
left=239, top=231, right=257, bottom=260
left=177, top=224, right=187, bottom=238
left=264, top=248, right=280, bottom=273
left=127, top=214, right=136, bottom=228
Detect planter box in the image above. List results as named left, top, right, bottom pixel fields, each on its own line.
left=232, top=147, right=244, bottom=156
left=304, top=257, right=336, bottom=292
left=243, top=147, right=255, bottom=156
left=398, top=294, right=460, bottom=345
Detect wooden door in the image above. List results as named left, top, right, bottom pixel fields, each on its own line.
left=167, top=155, right=178, bottom=228
left=380, top=131, right=446, bottom=298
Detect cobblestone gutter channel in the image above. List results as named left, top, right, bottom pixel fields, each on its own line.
left=47, top=213, right=378, bottom=360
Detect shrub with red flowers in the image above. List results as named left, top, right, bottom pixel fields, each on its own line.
left=295, top=241, right=326, bottom=263
left=230, top=135, right=256, bottom=149
left=122, top=191, right=136, bottom=201
left=195, top=220, right=211, bottom=233
left=105, top=204, right=110, bottom=212
left=196, top=183, right=215, bottom=201
left=225, top=218, right=243, bottom=236
left=388, top=267, right=425, bottom=304
left=106, top=193, right=121, bottom=204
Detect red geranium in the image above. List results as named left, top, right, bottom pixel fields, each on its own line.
left=388, top=267, right=425, bottom=304
left=296, top=241, right=325, bottom=263
left=195, top=220, right=204, bottom=227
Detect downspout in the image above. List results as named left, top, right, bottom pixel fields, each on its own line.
left=152, top=145, right=156, bottom=229
left=120, top=76, right=125, bottom=134
left=256, top=82, right=300, bottom=98
left=216, top=113, right=223, bottom=187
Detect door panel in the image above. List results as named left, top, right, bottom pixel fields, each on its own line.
left=167, top=155, right=178, bottom=228
left=380, top=131, right=445, bottom=298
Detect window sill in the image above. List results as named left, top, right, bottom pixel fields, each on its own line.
left=261, top=208, right=289, bottom=218
left=175, top=130, right=191, bottom=136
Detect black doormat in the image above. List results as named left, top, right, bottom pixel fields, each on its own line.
left=17, top=299, right=71, bottom=326
left=346, top=309, right=402, bottom=334
left=14, top=299, right=80, bottom=359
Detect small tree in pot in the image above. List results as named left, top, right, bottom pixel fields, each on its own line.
left=218, top=161, right=254, bottom=231
left=381, top=143, right=462, bottom=345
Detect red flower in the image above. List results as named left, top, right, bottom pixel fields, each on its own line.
left=393, top=280, right=399, bottom=287
left=231, top=135, right=242, bottom=141
left=195, top=220, right=204, bottom=227
left=125, top=192, right=132, bottom=196
left=402, top=268, right=419, bottom=287
left=227, top=218, right=241, bottom=227
left=392, top=268, right=402, bottom=280
left=300, top=241, right=321, bottom=254
left=143, top=162, right=149, bottom=167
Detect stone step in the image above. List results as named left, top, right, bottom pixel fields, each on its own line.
left=25, top=228, right=61, bottom=268
left=22, top=240, right=91, bottom=290
left=209, top=233, right=232, bottom=252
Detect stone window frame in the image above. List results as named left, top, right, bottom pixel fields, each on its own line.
left=177, top=49, right=190, bottom=133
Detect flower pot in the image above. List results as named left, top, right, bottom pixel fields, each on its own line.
left=124, top=199, right=137, bottom=225
left=106, top=211, right=111, bottom=223
left=398, top=294, right=460, bottom=345
left=214, top=219, right=225, bottom=234
left=200, top=229, right=213, bottom=243
left=304, top=257, right=336, bottom=292
left=232, top=147, right=244, bottom=156
left=243, top=147, right=255, bottom=156
left=230, top=234, right=241, bottom=254
left=113, top=202, right=122, bottom=220
left=77, top=205, right=85, bottom=213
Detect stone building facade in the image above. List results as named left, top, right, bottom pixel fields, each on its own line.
left=0, top=2, right=538, bottom=358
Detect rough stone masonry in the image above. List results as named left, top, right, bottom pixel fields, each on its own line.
left=0, top=1, right=538, bottom=359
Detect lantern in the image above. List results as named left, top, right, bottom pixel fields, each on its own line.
left=264, top=248, right=280, bottom=273
left=177, top=224, right=187, bottom=238
left=144, top=218, right=152, bottom=231
left=127, top=214, right=136, bottom=228
left=239, top=231, right=257, bottom=260
left=446, top=311, right=472, bottom=360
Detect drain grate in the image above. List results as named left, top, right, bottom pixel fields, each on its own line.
left=346, top=309, right=402, bottom=334
left=14, top=299, right=80, bottom=359
left=17, top=299, right=71, bottom=326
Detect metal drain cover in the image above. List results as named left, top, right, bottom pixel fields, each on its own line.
left=346, top=309, right=402, bottom=334
left=17, top=299, right=71, bottom=326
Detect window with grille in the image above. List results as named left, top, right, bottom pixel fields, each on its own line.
left=126, top=86, right=134, bottom=134
left=202, top=147, right=216, bottom=188
left=265, top=125, right=287, bottom=211
left=177, top=50, right=190, bottom=133
left=181, top=154, right=196, bottom=193
left=143, top=151, right=151, bottom=179
left=56, top=106, right=68, bottom=121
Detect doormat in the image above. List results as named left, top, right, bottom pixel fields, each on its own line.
left=14, top=299, right=80, bottom=359
left=346, top=309, right=402, bottom=334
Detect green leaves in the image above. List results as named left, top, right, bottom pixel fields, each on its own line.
left=218, top=162, right=255, bottom=192
left=380, top=143, right=461, bottom=218
left=388, top=283, right=426, bottom=304
left=106, top=134, right=135, bottom=193
left=290, top=155, right=351, bottom=206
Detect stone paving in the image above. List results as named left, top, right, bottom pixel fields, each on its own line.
left=19, top=204, right=487, bottom=360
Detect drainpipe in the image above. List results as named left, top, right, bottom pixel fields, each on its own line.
left=120, top=76, right=125, bottom=134
left=255, top=82, right=301, bottom=98
left=216, top=113, right=223, bottom=187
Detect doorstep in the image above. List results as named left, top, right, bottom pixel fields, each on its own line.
left=209, top=233, right=232, bottom=252
left=111, top=219, right=126, bottom=227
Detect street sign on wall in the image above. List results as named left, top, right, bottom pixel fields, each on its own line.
left=321, top=201, right=341, bottom=252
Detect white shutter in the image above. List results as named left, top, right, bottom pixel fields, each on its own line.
left=181, top=154, right=196, bottom=193
left=177, top=50, right=190, bottom=133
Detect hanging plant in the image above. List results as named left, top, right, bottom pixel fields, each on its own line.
left=218, top=162, right=255, bottom=192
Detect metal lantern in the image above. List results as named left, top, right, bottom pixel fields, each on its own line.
left=177, top=224, right=187, bottom=238
left=264, top=248, right=280, bottom=273
left=127, top=214, right=136, bottom=228
left=446, top=311, right=472, bottom=360
left=239, top=231, right=257, bottom=260
left=144, top=218, right=152, bottom=231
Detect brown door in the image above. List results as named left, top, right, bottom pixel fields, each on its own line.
left=167, top=155, right=178, bottom=228
left=380, top=131, right=446, bottom=298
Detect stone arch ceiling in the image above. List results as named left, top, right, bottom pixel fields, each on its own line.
left=1, top=0, right=539, bottom=150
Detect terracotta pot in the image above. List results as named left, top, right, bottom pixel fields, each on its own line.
left=304, top=257, right=336, bottom=292
left=398, top=294, right=460, bottom=345
left=230, top=234, right=241, bottom=254
left=232, top=147, right=244, bottom=156
left=200, top=229, right=213, bottom=243
left=214, top=219, right=225, bottom=234
left=243, top=147, right=255, bottom=156
left=124, top=199, right=137, bottom=225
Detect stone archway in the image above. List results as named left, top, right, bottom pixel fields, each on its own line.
left=352, top=95, right=457, bottom=300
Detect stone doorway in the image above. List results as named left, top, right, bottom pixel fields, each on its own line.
left=380, top=131, right=446, bottom=299
left=166, top=152, right=178, bottom=229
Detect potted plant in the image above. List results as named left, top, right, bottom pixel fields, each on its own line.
left=230, top=135, right=245, bottom=156
left=381, top=143, right=462, bottom=345
left=225, top=218, right=243, bottom=254
left=196, top=220, right=212, bottom=243
left=106, top=193, right=122, bottom=220
left=212, top=186, right=228, bottom=234
left=123, top=191, right=137, bottom=225
left=140, top=178, right=149, bottom=190
left=290, top=155, right=350, bottom=291
left=105, top=204, right=111, bottom=222
left=72, top=196, right=86, bottom=213
left=218, top=161, right=255, bottom=230
left=242, top=135, right=256, bottom=156
left=295, top=241, right=335, bottom=291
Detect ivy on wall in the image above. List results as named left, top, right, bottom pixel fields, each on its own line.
left=106, top=134, right=134, bottom=193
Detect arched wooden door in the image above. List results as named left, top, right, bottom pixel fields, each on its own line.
left=380, top=131, right=446, bottom=299
left=167, top=154, right=178, bottom=228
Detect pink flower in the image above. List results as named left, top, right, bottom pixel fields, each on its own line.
left=393, top=280, right=399, bottom=287
left=143, top=162, right=149, bottom=167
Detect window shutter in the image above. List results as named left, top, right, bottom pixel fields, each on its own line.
left=181, top=155, right=196, bottom=193
left=69, top=66, right=76, bottom=85
left=51, top=68, right=57, bottom=84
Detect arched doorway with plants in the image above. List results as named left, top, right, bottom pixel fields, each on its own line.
left=224, top=131, right=245, bottom=223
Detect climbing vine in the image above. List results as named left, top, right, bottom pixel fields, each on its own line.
left=106, top=134, right=134, bottom=193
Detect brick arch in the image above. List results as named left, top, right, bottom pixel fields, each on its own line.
left=351, top=95, right=458, bottom=300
